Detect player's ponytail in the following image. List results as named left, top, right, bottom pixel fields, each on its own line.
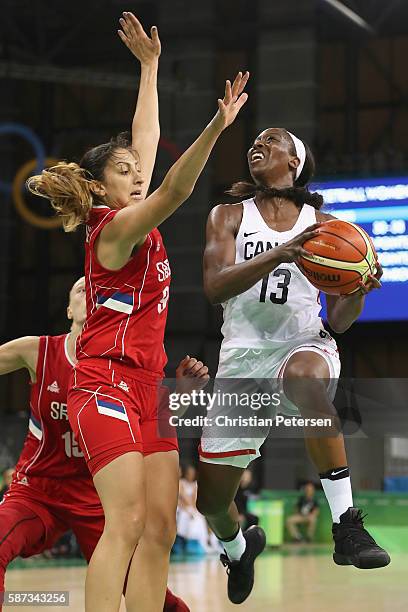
left=226, top=181, right=259, bottom=199
left=27, top=132, right=134, bottom=232
left=27, top=162, right=94, bottom=232
left=226, top=181, right=324, bottom=210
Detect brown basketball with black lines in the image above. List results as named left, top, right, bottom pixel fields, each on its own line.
left=298, top=219, right=378, bottom=295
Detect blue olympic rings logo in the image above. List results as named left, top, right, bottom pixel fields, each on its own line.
left=0, top=123, right=46, bottom=194
left=1, top=123, right=182, bottom=229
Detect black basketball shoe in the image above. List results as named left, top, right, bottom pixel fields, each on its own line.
left=332, top=507, right=391, bottom=569
left=220, top=525, right=266, bottom=604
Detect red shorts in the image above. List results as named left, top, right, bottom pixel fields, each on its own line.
left=0, top=476, right=104, bottom=562
left=68, top=359, right=178, bottom=476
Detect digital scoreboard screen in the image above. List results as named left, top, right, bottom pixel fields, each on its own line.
left=313, top=176, right=408, bottom=322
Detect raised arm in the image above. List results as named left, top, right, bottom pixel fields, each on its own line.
left=118, top=12, right=160, bottom=199
left=0, top=337, right=39, bottom=381
left=204, top=204, right=321, bottom=304
left=100, top=72, right=249, bottom=254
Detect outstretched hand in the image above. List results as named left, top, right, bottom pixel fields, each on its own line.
left=214, top=71, right=250, bottom=131
left=118, top=12, right=161, bottom=64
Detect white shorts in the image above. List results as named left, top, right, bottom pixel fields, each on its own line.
left=199, top=332, right=341, bottom=469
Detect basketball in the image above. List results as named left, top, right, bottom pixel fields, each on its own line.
left=298, top=219, right=378, bottom=295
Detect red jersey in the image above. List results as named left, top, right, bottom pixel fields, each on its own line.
left=15, top=334, right=89, bottom=480
left=77, top=205, right=171, bottom=375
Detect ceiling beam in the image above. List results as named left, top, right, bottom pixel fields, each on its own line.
left=321, top=0, right=375, bottom=34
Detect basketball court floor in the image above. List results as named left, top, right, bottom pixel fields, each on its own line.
left=5, top=548, right=407, bottom=611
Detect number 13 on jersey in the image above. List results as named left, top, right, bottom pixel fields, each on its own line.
left=259, top=268, right=292, bottom=305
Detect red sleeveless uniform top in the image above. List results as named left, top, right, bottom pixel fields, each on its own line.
left=15, top=334, right=89, bottom=480
left=76, top=205, right=171, bottom=375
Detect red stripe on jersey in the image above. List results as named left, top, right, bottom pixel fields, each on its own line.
left=198, top=445, right=257, bottom=458
left=77, top=206, right=170, bottom=374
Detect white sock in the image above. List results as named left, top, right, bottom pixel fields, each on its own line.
left=320, top=466, right=353, bottom=523
left=220, top=528, right=246, bottom=561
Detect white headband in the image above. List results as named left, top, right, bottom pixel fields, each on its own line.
left=286, top=131, right=306, bottom=180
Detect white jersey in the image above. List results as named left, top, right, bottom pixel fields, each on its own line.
left=220, top=199, right=324, bottom=350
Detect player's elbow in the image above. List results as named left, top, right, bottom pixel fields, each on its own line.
left=326, top=316, right=350, bottom=334
left=204, top=281, right=222, bottom=305
left=132, top=125, right=160, bottom=144
left=161, top=175, right=194, bottom=205
left=204, top=287, right=220, bottom=305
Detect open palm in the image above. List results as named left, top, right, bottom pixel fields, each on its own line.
left=118, top=12, right=161, bottom=63
left=216, top=71, right=249, bottom=130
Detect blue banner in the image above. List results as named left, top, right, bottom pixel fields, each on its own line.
left=313, top=176, right=408, bottom=322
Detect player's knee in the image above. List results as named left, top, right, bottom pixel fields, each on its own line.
left=284, top=361, right=322, bottom=380
left=284, top=364, right=328, bottom=404
left=105, top=508, right=145, bottom=548
left=144, top=513, right=177, bottom=550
